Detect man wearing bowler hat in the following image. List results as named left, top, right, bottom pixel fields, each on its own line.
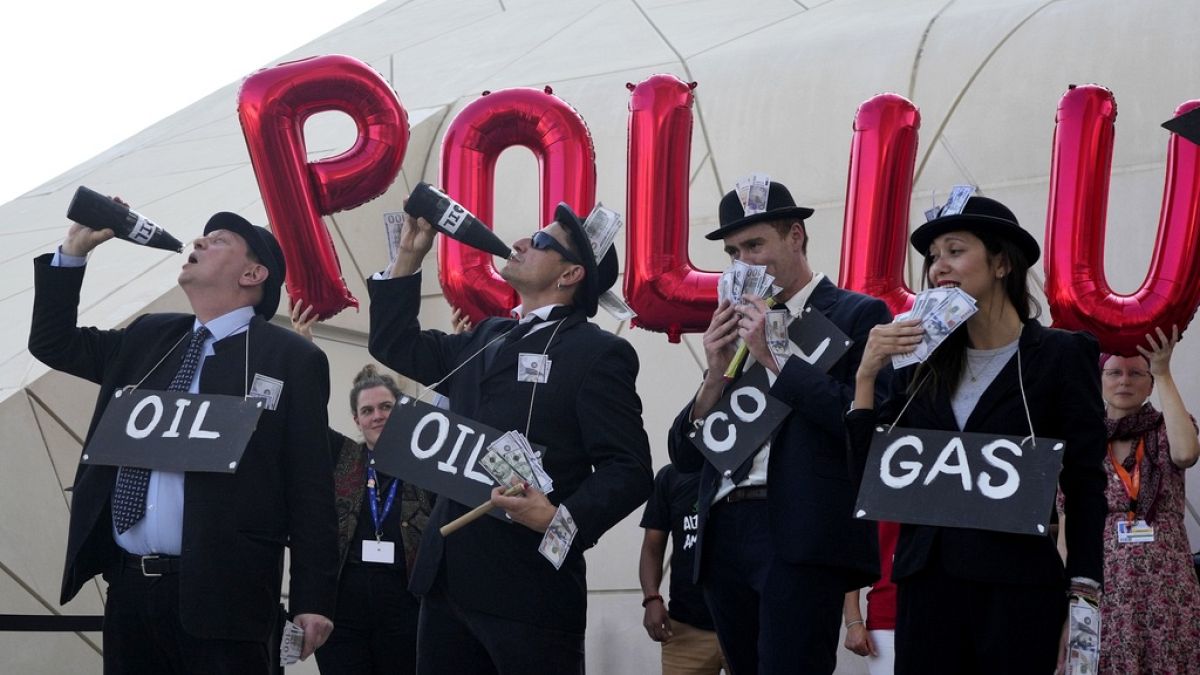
left=668, top=178, right=893, bottom=673
left=368, top=201, right=652, bottom=673
left=30, top=207, right=339, bottom=673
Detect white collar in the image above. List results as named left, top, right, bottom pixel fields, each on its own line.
left=510, top=303, right=566, bottom=323
left=780, top=272, right=825, bottom=315
left=194, top=306, right=255, bottom=341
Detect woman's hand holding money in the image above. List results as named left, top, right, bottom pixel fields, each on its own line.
left=736, top=296, right=778, bottom=375
left=491, top=483, right=556, bottom=533
left=388, top=198, right=437, bottom=278
left=853, top=319, right=924, bottom=409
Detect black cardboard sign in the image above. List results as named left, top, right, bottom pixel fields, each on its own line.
left=372, top=396, right=542, bottom=518
left=854, top=426, right=1065, bottom=536
left=82, top=389, right=263, bottom=473
left=787, top=305, right=853, bottom=372
left=687, top=367, right=790, bottom=477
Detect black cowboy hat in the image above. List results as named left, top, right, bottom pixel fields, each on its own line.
left=554, top=203, right=619, bottom=318
left=705, top=181, right=815, bottom=240
left=203, top=212, right=286, bottom=319
left=910, top=196, right=1041, bottom=264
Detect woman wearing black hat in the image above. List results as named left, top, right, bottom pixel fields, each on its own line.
left=846, top=196, right=1107, bottom=673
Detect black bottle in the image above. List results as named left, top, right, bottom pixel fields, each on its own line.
left=405, top=182, right=513, bottom=259
left=66, top=186, right=184, bottom=253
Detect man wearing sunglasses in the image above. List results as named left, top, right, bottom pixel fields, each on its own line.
left=367, top=200, right=652, bottom=674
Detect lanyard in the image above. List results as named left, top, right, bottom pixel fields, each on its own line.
left=366, top=450, right=400, bottom=540
left=1107, top=437, right=1144, bottom=524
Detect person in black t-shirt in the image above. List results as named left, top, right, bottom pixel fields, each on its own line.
left=640, top=465, right=726, bottom=675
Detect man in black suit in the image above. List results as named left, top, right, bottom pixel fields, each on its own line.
left=368, top=202, right=653, bottom=674
left=668, top=180, right=892, bottom=674
left=29, top=208, right=338, bottom=673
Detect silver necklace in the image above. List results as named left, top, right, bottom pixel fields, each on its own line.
left=965, top=347, right=1006, bottom=383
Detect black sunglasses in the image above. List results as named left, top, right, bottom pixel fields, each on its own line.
left=530, top=230, right=582, bottom=265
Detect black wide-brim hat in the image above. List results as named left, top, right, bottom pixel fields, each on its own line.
left=555, top=203, right=619, bottom=317
left=910, top=196, right=1041, bottom=264
left=203, top=212, right=286, bottom=319
left=706, top=181, right=815, bottom=240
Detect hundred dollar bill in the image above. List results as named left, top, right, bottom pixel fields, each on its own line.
left=742, top=264, right=767, bottom=301
left=279, top=620, right=305, bottom=666
left=478, top=448, right=522, bottom=488
left=765, top=309, right=791, bottom=356
left=746, top=172, right=771, bottom=215
left=538, top=504, right=579, bottom=570
left=1065, top=596, right=1101, bottom=674
left=489, top=432, right=537, bottom=485
left=582, top=203, right=622, bottom=260
left=735, top=175, right=752, bottom=213
left=508, top=432, right=554, bottom=494
left=941, top=184, right=976, bottom=217
left=598, top=290, right=637, bottom=320
left=726, top=260, right=751, bottom=304
left=383, top=211, right=406, bottom=278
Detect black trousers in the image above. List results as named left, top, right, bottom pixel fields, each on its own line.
left=102, top=564, right=269, bottom=675
left=895, top=563, right=1067, bottom=675
left=415, top=581, right=584, bottom=674
left=315, top=562, right=420, bottom=675
left=700, top=500, right=846, bottom=675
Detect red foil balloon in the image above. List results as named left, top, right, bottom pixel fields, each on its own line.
left=1044, top=85, right=1200, bottom=355
left=838, top=93, right=921, bottom=316
left=238, top=54, right=409, bottom=319
left=622, top=75, right=712, bottom=342
left=439, top=87, right=596, bottom=321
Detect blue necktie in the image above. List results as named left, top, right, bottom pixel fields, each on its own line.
left=112, top=326, right=211, bottom=533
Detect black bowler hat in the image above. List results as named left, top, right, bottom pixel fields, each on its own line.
left=910, top=196, right=1040, bottom=264
left=705, top=181, right=815, bottom=240
left=203, top=212, right=286, bottom=318
left=554, top=203, right=618, bottom=317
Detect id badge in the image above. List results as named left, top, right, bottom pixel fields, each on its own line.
left=361, top=539, right=395, bottom=563
left=1115, top=519, right=1155, bottom=544
left=517, top=353, right=552, bottom=383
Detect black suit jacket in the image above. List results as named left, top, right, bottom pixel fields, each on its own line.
left=846, top=320, right=1107, bottom=587
left=29, top=254, right=339, bottom=641
left=668, top=278, right=892, bottom=590
left=367, top=273, right=652, bottom=633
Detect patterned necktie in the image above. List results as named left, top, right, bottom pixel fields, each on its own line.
left=112, top=326, right=211, bottom=533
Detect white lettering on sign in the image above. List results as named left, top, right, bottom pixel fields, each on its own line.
left=438, top=424, right=477, bottom=475
left=462, top=434, right=493, bottom=486
left=924, top=437, right=972, bottom=491
left=123, top=394, right=221, bottom=440
left=795, top=337, right=831, bottom=365
left=978, top=439, right=1021, bottom=500
left=127, top=395, right=165, bottom=439
left=438, top=205, right=467, bottom=234
left=188, top=401, right=220, bottom=439
left=403, top=410, right=497, bottom=486
left=412, top=412, right=450, bottom=459
left=880, top=435, right=923, bottom=488
left=702, top=412, right=735, bottom=453
left=880, top=434, right=1024, bottom=499
left=163, top=399, right=192, bottom=438
left=729, top=386, right=766, bottom=423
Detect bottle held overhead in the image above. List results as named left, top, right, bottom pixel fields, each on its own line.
left=404, top=182, right=513, bottom=259
left=66, top=186, right=184, bottom=253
